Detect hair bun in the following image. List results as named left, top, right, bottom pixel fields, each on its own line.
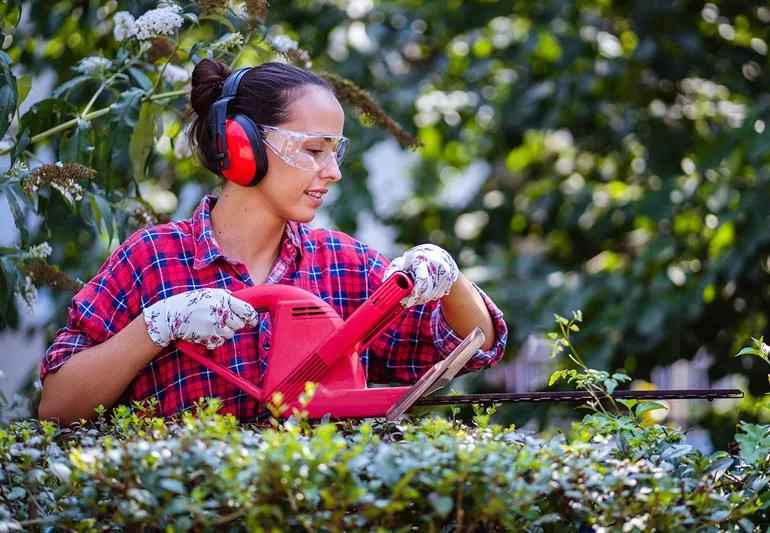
left=190, top=58, right=233, bottom=116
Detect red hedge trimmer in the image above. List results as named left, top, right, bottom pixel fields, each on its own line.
left=176, top=271, right=743, bottom=420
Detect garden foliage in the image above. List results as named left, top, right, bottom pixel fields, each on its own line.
left=0, top=398, right=769, bottom=531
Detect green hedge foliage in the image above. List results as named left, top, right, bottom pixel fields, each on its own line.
left=1, top=399, right=768, bottom=532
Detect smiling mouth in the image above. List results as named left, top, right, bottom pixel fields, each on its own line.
left=305, top=191, right=323, bottom=199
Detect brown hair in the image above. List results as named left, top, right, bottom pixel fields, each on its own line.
left=187, top=59, right=334, bottom=174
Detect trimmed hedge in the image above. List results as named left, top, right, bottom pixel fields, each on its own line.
left=1, top=399, right=769, bottom=532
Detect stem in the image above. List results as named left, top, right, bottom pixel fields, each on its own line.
left=81, top=77, right=111, bottom=118
left=0, top=89, right=190, bottom=157
left=148, top=34, right=181, bottom=97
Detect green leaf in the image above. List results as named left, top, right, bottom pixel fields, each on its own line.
left=52, top=75, right=92, bottom=98
left=59, top=119, right=95, bottom=165
left=183, top=12, right=199, bottom=26
left=95, top=192, right=114, bottom=241
left=735, top=422, right=770, bottom=465
left=159, top=478, right=186, bottom=494
left=200, top=13, right=237, bottom=32
left=6, top=186, right=28, bottom=244
left=0, top=53, right=17, bottom=139
left=129, top=101, right=157, bottom=182
left=548, top=370, right=566, bottom=386
left=107, top=88, right=143, bottom=178
left=0, top=255, right=19, bottom=321
left=635, top=402, right=667, bottom=417
left=19, top=98, right=78, bottom=137
left=6, top=486, right=24, bottom=500
left=617, top=399, right=637, bottom=410
left=427, top=492, right=453, bottom=518
left=15, top=73, right=31, bottom=107
left=128, top=67, right=153, bottom=91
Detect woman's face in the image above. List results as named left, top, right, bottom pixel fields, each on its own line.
left=255, top=85, right=345, bottom=224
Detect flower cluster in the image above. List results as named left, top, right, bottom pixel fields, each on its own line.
left=27, top=242, right=53, bottom=259
left=244, top=0, right=270, bottom=23
left=199, top=0, right=229, bottom=15
left=209, top=32, right=244, bottom=55
left=7, top=160, right=29, bottom=180
left=23, top=162, right=97, bottom=205
left=323, top=72, right=421, bottom=148
left=112, top=11, right=138, bottom=41
left=129, top=204, right=169, bottom=229
left=268, top=34, right=298, bottom=53
left=20, top=259, right=83, bottom=292
left=74, top=56, right=112, bottom=76
left=268, top=34, right=312, bottom=67
left=135, top=4, right=184, bottom=41
left=162, top=64, right=190, bottom=84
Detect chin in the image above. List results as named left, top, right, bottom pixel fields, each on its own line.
left=290, top=210, right=316, bottom=224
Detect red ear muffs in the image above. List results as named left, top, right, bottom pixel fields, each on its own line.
left=211, top=68, right=268, bottom=187
left=220, top=115, right=268, bottom=187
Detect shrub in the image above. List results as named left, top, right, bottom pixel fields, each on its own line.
left=0, top=398, right=768, bottom=531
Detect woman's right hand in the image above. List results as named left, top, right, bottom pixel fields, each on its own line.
left=142, top=288, right=258, bottom=350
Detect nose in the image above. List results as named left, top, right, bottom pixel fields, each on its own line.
left=318, top=155, right=342, bottom=182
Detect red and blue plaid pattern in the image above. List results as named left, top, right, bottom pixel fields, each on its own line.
left=42, top=196, right=508, bottom=420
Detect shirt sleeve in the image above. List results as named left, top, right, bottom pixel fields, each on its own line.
left=361, top=247, right=508, bottom=384
left=40, top=241, right=142, bottom=382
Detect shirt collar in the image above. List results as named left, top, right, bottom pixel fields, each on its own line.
left=192, top=195, right=304, bottom=270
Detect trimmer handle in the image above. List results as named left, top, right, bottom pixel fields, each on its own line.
left=230, top=284, right=328, bottom=314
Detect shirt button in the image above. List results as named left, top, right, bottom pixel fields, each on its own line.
left=263, top=341, right=270, bottom=351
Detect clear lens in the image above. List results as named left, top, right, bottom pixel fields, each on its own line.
left=260, top=125, right=348, bottom=172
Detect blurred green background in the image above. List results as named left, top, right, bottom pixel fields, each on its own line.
left=1, top=0, right=769, bottom=444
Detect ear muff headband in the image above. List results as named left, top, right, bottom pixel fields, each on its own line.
left=211, top=68, right=268, bottom=186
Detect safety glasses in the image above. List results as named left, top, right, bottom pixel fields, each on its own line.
left=259, top=124, right=349, bottom=172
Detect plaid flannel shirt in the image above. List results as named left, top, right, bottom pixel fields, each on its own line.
left=42, top=195, right=508, bottom=420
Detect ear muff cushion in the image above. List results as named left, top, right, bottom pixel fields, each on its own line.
left=222, top=115, right=268, bottom=187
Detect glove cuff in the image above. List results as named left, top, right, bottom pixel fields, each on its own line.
left=143, top=302, right=171, bottom=347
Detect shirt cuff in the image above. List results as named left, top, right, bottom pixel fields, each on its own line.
left=429, top=283, right=508, bottom=371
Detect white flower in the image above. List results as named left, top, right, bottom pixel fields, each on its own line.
left=761, top=342, right=770, bottom=357
left=16, top=276, right=38, bottom=315
left=162, top=63, right=190, bottom=84
left=269, top=35, right=298, bottom=53
left=28, top=242, right=53, bottom=259
left=210, top=32, right=244, bottom=55
left=8, top=160, right=28, bottom=179
left=158, top=1, right=183, bottom=13
left=74, top=56, right=112, bottom=76
left=135, top=6, right=184, bottom=40
left=113, top=11, right=138, bottom=41
left=173, top=130, right=192, bottom=159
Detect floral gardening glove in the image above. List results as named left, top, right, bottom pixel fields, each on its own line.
left=143, top=288, right=258, bottom=350
left=383, top=244, right=460, bottom=307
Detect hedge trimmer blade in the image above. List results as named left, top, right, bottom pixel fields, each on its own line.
left=412, top=388, right=744, bottom=407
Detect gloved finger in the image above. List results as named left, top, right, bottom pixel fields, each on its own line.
left=384, top=256, right=407, bottom=280
left=214, top=324, right=236, bottom=341
left=411, top=261, right=431, bottom=295
left=224, top=311, right=246, bottom=332
left=203, top=334, right=226, bottom=350
left=228, top=297, right=258, bottom=326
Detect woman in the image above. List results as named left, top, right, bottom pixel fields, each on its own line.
left=38, top=59, right=508, bottom=424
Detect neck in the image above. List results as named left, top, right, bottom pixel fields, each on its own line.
left=209, top=185, right=285, bottom=268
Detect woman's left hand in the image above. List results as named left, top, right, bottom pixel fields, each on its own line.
left=384, top=243, right=459, bottom=307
